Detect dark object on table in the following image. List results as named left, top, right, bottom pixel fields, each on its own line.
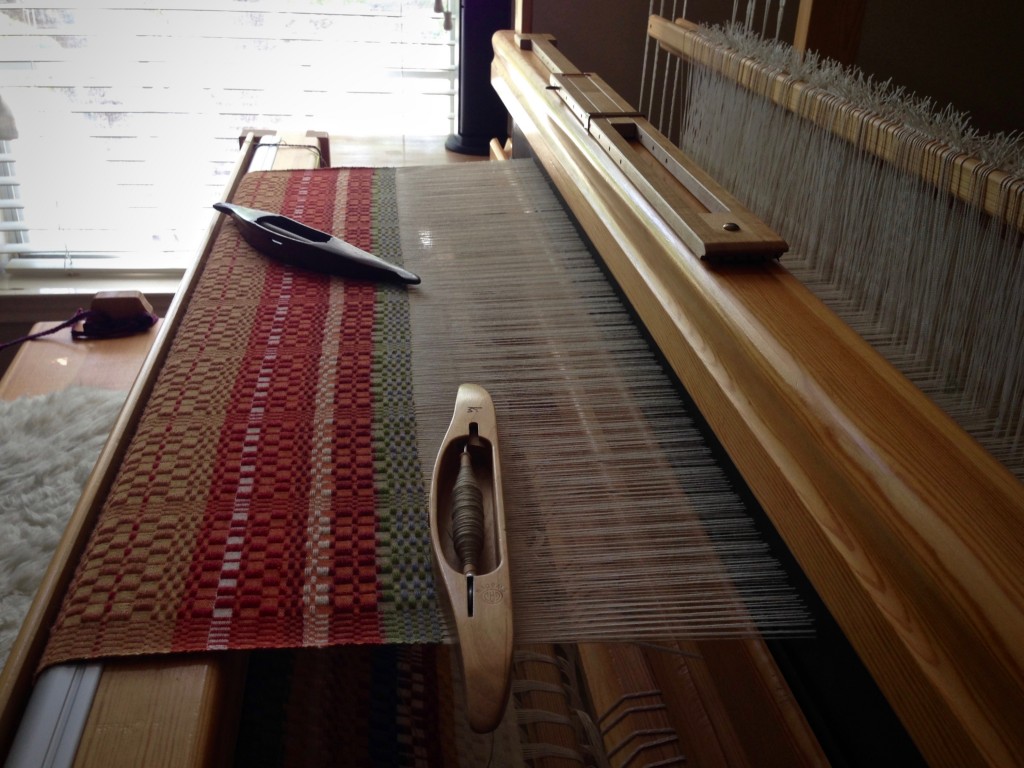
left=214, top=202, right=421, bottom=285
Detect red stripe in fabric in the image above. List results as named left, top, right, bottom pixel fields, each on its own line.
left=172, top=170, right=339, bottom=651
left=329, top=168, right=383, bottom=644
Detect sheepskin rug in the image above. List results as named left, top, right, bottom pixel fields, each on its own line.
left=0, top=387, right=125, bottom=669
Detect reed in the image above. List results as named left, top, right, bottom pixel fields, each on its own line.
left=647, top=15, right=1024, bottom=480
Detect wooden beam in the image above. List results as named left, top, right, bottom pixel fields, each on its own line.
left=514, top=0, right=533, bottom=34
left=72, top=655, right=245, bottom=768
left=649, top=16, right=1024, bottom=233
left=793, top=0, right=867, bottom=64
left=492, top=29, right=1024, bottom=766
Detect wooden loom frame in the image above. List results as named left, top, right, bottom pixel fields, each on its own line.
left=0, top=3, right=1021, bottom=763
left=490, top=24, right=1024, bottom=768
left=0, top=133, right=825, bottom=766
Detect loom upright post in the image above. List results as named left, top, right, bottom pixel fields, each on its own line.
left=445, top=0, right=512, bottom=155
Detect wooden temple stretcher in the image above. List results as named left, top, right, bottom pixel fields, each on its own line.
left=0, top=12, right=1023, bottom=768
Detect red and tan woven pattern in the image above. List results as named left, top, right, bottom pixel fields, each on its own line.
left=42, top=168, right=444, bottom=668
left=233, top=646, right=468, bottom=767
left=42, top=161, right=808, bottom=672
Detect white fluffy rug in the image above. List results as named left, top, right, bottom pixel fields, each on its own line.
left=0, top=387, right=125, bottom=669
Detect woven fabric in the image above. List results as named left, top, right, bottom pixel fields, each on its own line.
left=232, top=645, right=453, bottom=768
left=232, top=643, right=533, bottom=767
left=43, top=169, right=444, bottom=667
left=42, top=161, right=806, bottom=670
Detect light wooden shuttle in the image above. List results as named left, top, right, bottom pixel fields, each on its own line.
left=429, top=384, right=513, bottom=733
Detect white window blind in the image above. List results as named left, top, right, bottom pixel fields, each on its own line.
left=1, top=138, right=28, bottom=264
left=0, top=0, right=456, bottom=275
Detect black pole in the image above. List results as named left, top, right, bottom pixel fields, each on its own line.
left=445, top=0, right=511, bottom=155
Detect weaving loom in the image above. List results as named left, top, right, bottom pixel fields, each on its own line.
left=488, top=6, right=1024, bottom=767
left=2, top=5, right=1023, bottom=767
left=4, top=153, right=822, bottom=764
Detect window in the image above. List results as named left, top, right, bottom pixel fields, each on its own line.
left=0, top=0, right=455, bottom=277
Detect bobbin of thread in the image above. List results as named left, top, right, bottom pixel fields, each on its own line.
left=451, top=445, right=485, bottom=576
left=428, top=383, right=513, bottom=733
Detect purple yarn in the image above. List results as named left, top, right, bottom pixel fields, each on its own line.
left=0, top=308, right=157, bottom=352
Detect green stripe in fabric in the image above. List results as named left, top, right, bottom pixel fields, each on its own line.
left=370, top=167, right=445, bottom=643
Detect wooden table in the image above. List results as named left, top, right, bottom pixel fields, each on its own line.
left=0, top=322, right=159, bottom=401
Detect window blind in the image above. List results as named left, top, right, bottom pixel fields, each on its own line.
left=0, top=0, right=456, bottom=275
left=1, top=139, right=29, bottom=265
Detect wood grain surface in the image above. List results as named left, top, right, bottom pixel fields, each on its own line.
left=493, top=29, right=1024, bottom=766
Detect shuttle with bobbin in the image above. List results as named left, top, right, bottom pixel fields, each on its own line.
left=429, top=384, right=513, bottom=734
